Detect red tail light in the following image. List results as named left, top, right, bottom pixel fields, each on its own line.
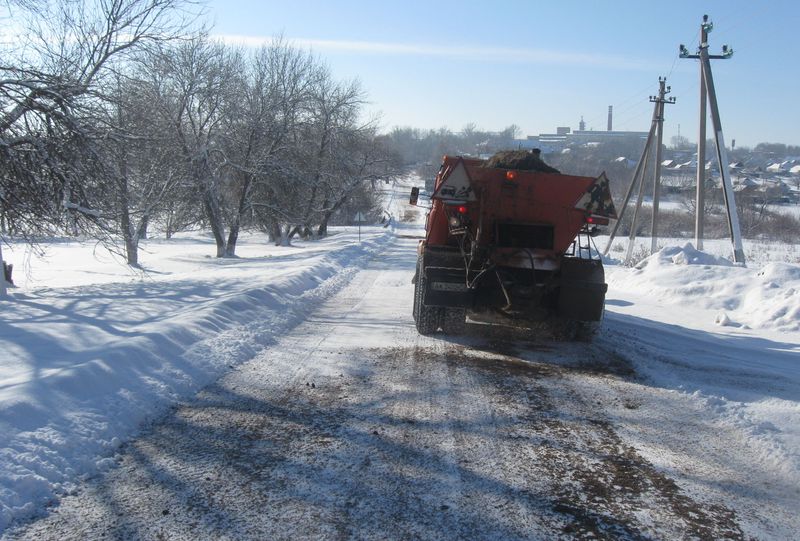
left=457, top=205, right=468, bottom=214
left=586, top=215, right=609, bottom=225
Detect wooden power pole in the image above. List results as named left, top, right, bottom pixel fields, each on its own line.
left=680, top=14, right=746, bottom=264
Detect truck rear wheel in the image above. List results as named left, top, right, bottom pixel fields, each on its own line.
left=414, top=259, right=442, bottom=335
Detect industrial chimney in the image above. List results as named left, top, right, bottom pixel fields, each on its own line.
left=607, top=106, right=613, bottom=131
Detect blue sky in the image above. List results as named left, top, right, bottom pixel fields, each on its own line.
left=208, top=0, right=799, bottom=147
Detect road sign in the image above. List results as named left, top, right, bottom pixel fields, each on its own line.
left=353, top=212, right=368, bottom=242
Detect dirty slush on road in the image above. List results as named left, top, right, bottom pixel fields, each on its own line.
left=8, top=335, right=743, bottom=540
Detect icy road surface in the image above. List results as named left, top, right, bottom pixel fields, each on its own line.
left=8, top=231, right=789, bottom=540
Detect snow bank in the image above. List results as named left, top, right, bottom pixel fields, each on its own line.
left=635, top=242, right=734, bottom=268
left=743, top=263, right=800, bottom=331
left=604, top=243, right=800, bottom=537
left=0, top=229, right=391, bottom=532
left=609, top=243, right=800, bottom=332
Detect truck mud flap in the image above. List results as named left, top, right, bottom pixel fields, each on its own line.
left=557, top=280, right=607, bottom=321
left=423, top=266, right=473, bottom=308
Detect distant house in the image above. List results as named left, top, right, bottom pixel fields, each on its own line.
left=790, top=164, right=800, bottom=175
left=736, top=178, right=794, bottom=203
left=766, top=162, right=786, bottom=173
left=733, top=177, right=758, bottom=192
left=614, top=156, right=636, bottom=168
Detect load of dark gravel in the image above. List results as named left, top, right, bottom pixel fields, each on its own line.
left=484, top=149, right=560, bottom=174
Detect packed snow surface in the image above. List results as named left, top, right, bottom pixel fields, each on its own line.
left=1, top=179, right=799, bottom=538
left=0, top=227, right=392, bottom=531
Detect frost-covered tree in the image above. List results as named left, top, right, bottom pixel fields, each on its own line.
left=0, top=0, right=197, bottom=237
left=139, top=36, right=240, bottom=257
left=296, top=74, right=366, bottom=238
left=315, top=125, right=395, bottom=237
left=218, top=39, right=318, bottom=253
left=98, top=74, right=190, bottom=265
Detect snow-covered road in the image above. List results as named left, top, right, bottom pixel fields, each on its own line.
left=3, top=175, right=799, bottom=539
left=6, top=229, right=790, bottom=540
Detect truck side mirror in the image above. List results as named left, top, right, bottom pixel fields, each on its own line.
left=409, top=187, right=419, bottom=206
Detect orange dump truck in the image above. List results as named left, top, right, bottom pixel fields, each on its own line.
left=410, top=151, right=617, bottom=339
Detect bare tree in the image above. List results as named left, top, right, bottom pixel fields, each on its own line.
left=218, top=39, right=317, bottom=254
left=298, top=74, right=366, bottom=238
left=140, top=36, right=240, bottom=257
left=316, top=126, right=396, bottom=237
left=0, top=0, right=199, bottom=286
left=100, top=73, right=187, bottom=265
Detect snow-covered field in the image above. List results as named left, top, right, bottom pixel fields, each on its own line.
left=1, top=175, right=799, bottom=537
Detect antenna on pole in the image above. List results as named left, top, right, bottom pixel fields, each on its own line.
left=680, top=14, right=745, bottom=264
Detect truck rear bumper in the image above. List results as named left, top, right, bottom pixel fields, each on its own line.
left=418, top=248, right=607, bottom=322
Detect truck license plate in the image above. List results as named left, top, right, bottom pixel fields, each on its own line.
left=431, top=282, right=467, bottom=292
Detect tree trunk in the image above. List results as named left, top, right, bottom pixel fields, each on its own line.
left=203, top=189, right=227, bottom=257
left=317, top=212, right=332, bottom=237
left=0, top=240, right=8, bottom=296
left=2, top=262, right=11, bottom=285
left=316, top=195, right=332, bottom=237
left=268, top=222, right=281, bottom=246
left=225, top=218, right=240, bottom=257
left=137, top=214, right=149, bottom=240
left=224, top=175, right=252, bottom=258
left=118, top=159, right=139, bottom=267
left=124, top=227, right=139, bottom=267
left=121, top=205, right=139, bottom=266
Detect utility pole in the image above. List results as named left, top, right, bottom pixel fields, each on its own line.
left=603, top=77, right=673, bottom=264
left=696, top=65, right=707, bottom=249
left=680, top=14, right=745, bottom=263
left=650, top=77, right=676, bottom=253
